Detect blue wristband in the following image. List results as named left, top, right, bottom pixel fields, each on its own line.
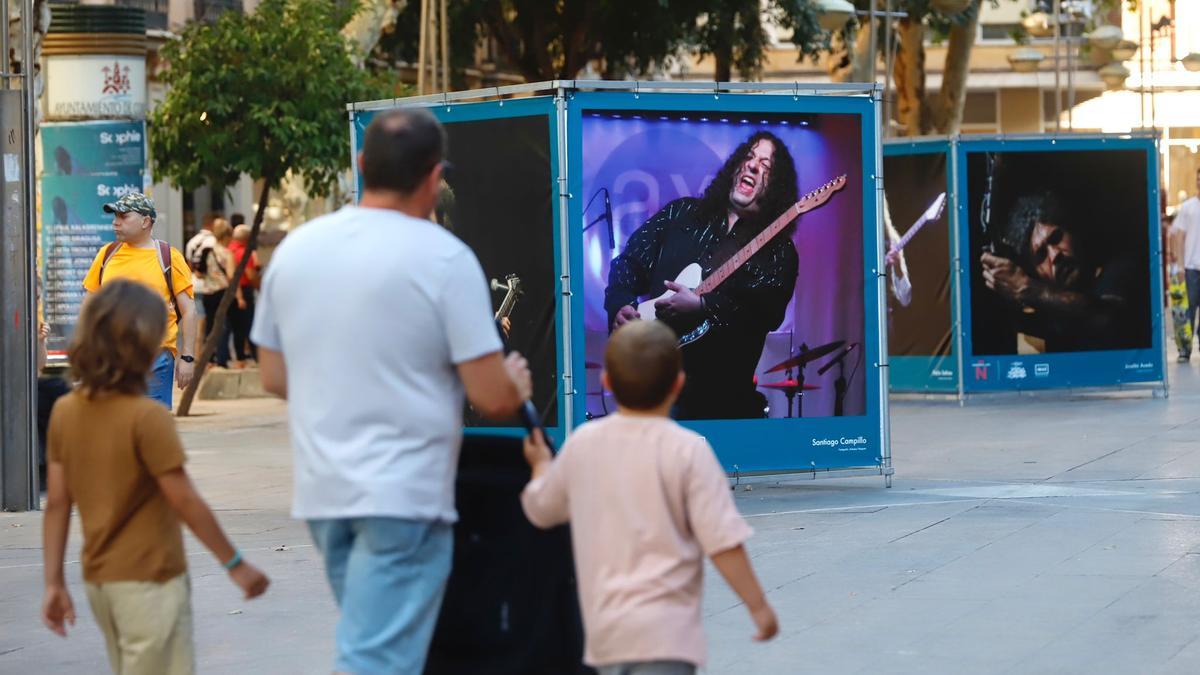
left=222, top=549, right=243, bottom=570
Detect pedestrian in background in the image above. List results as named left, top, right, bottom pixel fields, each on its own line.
left=251, top=108, right=532, bottom=674
left=189, top=218, right=234, bottom=368
left=82, top=193, right=197, bottom=407
left=1170, top=167, right=1200, bottom=361
left=227, top=224, right=259, bottom=367
left=41, top=280, right=269, bottom=675
left=522, top=320, right=779, bottom=675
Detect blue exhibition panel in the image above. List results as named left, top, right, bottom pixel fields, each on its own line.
left=954, top=135, right=1164, bottom=392
left=882, top=138, right=959, bottom=393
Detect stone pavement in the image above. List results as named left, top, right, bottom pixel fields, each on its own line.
left=5, top=361, right=1200, bottom=674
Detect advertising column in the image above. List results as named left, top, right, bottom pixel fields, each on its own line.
left=39, top=5, right=148, bottom=359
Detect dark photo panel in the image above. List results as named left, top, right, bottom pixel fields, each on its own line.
left=883, top=152, right=952, bottom=357
left=438, top=115, right=559, bottom=426
left=966, top=149, right=1152, bottom=356
left=581, top=110, right=866, bottom=420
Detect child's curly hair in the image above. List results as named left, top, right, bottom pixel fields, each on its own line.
left=69, top=280, right=167, bottom=398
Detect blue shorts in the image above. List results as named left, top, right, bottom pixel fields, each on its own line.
left=147, top=350, right=174, bottom=408
left=307, top=517, right=453, bottom=674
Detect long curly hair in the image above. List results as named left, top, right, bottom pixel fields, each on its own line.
left=700, top=131, right=800, bottom=237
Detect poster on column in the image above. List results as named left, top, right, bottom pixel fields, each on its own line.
left=962, top=140, right=1162, bottom=390
left=882, top=145, right=955, bottom=390
left=577, top=99, right=881, bottom=473
left=353, top=104, right=560, bottom=429
left=40, top=120, right=147, bottom=358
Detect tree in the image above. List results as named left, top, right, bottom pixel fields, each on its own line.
left=378, top=1, right=830, bottom=83
left=150, top=0, right=389, bottom=416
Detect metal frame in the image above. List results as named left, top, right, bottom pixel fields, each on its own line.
left=881, top=137, right=962, bottom=398
left=347, top=80, right=878, bottom=114
left=1, top=0, right=39, bottom=511
left=953, top=133, right=1167, bottom=397
left=349, top=81, right=891, bottom=487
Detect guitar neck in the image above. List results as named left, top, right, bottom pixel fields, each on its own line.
left=496, top=292, right=517, bottom=319
left=893, top=214, right=927, bottom=252
left=696, top=203, right=802, bottom=295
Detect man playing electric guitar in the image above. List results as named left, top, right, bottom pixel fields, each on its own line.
left=604, top=132, right=800, bottom=419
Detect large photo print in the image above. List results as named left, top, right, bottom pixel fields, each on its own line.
left=966, top=149, right=1152, bottom=356
left=435, top=114, right=559, bottom=426
left=883, top=151, right=951, bottom=358
left=581, top=110, right=865, bottom=420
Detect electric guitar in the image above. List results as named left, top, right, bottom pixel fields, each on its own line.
left=888, top=192, right=946, bottom=259
left=491, top=274, right=522, bottom=322
left=637, top=174, right=848, bottom=346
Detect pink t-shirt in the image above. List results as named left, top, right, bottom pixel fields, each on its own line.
left=521, top=414, right=752, bottom=667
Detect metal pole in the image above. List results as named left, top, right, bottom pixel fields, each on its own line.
left=416, top=0, right=428, bottom=94
left=873, top=86, right=893, bottom=488
left=883, top=0, right=894, bottom=138
left=439, top=0, right=449, bottom=92
left=1, top=0, right=37, bottom=511
left=1053, top=0, right=1062, bottom=133
left=553, top=89, right=575, bottom=433
left=1, top=0, right=10, bottom=82
left=1139, top=0, right=1147, bottom=129
left=868, top=0, right=878, bottom=85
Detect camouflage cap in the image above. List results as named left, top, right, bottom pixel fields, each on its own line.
left=102, top=192, right=157, bottom=220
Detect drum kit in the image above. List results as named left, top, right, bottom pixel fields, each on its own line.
left=584, top=336, right=853, bottom=420
left=756, top=339, right=847, bottom=418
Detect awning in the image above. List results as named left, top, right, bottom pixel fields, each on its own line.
left=1061, top=89, right=1200, bottom=132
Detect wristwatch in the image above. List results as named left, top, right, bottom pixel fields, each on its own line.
left=179, top=355, right=195, bottom=363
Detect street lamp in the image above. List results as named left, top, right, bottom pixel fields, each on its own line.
left=1182, top=53, right=1200, bottom=72
left=1099, top=62, right=1131, bottom=89
left=1008, top=48, right=1045, bottom=73
left=1087, top=24, right=1123, bottom=50
left=816, top=0, right=856, bottom=31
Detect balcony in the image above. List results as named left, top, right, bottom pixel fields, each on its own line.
left=113, top=0, right=167, bottom=31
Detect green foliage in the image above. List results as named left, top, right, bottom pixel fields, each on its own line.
left=150, top=0, right=390, bottom=195
left=381, top=0, right=831, bottom=82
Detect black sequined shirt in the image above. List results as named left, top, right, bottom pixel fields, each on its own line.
left=604, top=198, right=799, bottom=418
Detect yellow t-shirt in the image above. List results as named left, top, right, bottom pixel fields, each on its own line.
left=82, top=243, right=194, bottom=355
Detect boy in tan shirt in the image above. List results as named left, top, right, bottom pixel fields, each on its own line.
left=521, top=321, right=778, bottom=675
left=42, top=280, right=269, bottom=674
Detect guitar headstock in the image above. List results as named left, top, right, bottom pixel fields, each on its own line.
left=924, top=192, right=948, bottom=222
left=798, top=174, right=848, bottom=210
left=505, top=273, right=523, bottom=295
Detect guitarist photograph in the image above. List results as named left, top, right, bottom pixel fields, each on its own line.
left=604, top=132, right=800, bottom=419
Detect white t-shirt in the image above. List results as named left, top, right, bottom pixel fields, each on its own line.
left=1171, top=196, right=1200, bottom=270
left=250, top=206, right=502, bottom=522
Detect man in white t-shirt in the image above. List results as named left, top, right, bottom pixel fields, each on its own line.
left=1170, top=168, right=1200, bottom=360
left=250, top=108, right=532, bottom=674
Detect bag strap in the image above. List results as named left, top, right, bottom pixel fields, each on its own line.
left=97, top=242, right=122, bottom=287
left=155, top=239, right=183, bottom=324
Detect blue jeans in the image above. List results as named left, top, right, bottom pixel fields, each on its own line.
left=307, top=518, right=452, bottom=675
left=147, top=350, right=174, bottom=408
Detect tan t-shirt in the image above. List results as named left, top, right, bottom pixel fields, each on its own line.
left=47, top=391, right=188, bottom=583
left=520, top=414, right=752, bottom=668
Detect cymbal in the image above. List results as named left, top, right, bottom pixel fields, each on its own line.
left=764, top=340, right=845, bottom=373
left=759, top=379, right=821, bottom=392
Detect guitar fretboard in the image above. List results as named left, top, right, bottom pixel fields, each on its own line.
left=696, top=175, right=847, bottom=295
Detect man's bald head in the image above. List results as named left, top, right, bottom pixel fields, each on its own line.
left=361, top=108, right=446, bottom=194
left=605, top=321, right=683, bottom=410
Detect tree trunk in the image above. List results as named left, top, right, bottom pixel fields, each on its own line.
left=828, top=22, right=874, bottom=83
left=892, top=17, right=929, bottom=136
left=931, top=0, right=981, bottom=134
left=176, top=178, right=273, bottom=417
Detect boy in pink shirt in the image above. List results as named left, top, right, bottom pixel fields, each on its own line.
left=522, top=321, right=778, bottom=675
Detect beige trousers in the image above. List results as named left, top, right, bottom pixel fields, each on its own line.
left=84, top=573, right=195, bottom=675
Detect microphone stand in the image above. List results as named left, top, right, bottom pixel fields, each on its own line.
left=818, top=344, right=857, bottom=417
